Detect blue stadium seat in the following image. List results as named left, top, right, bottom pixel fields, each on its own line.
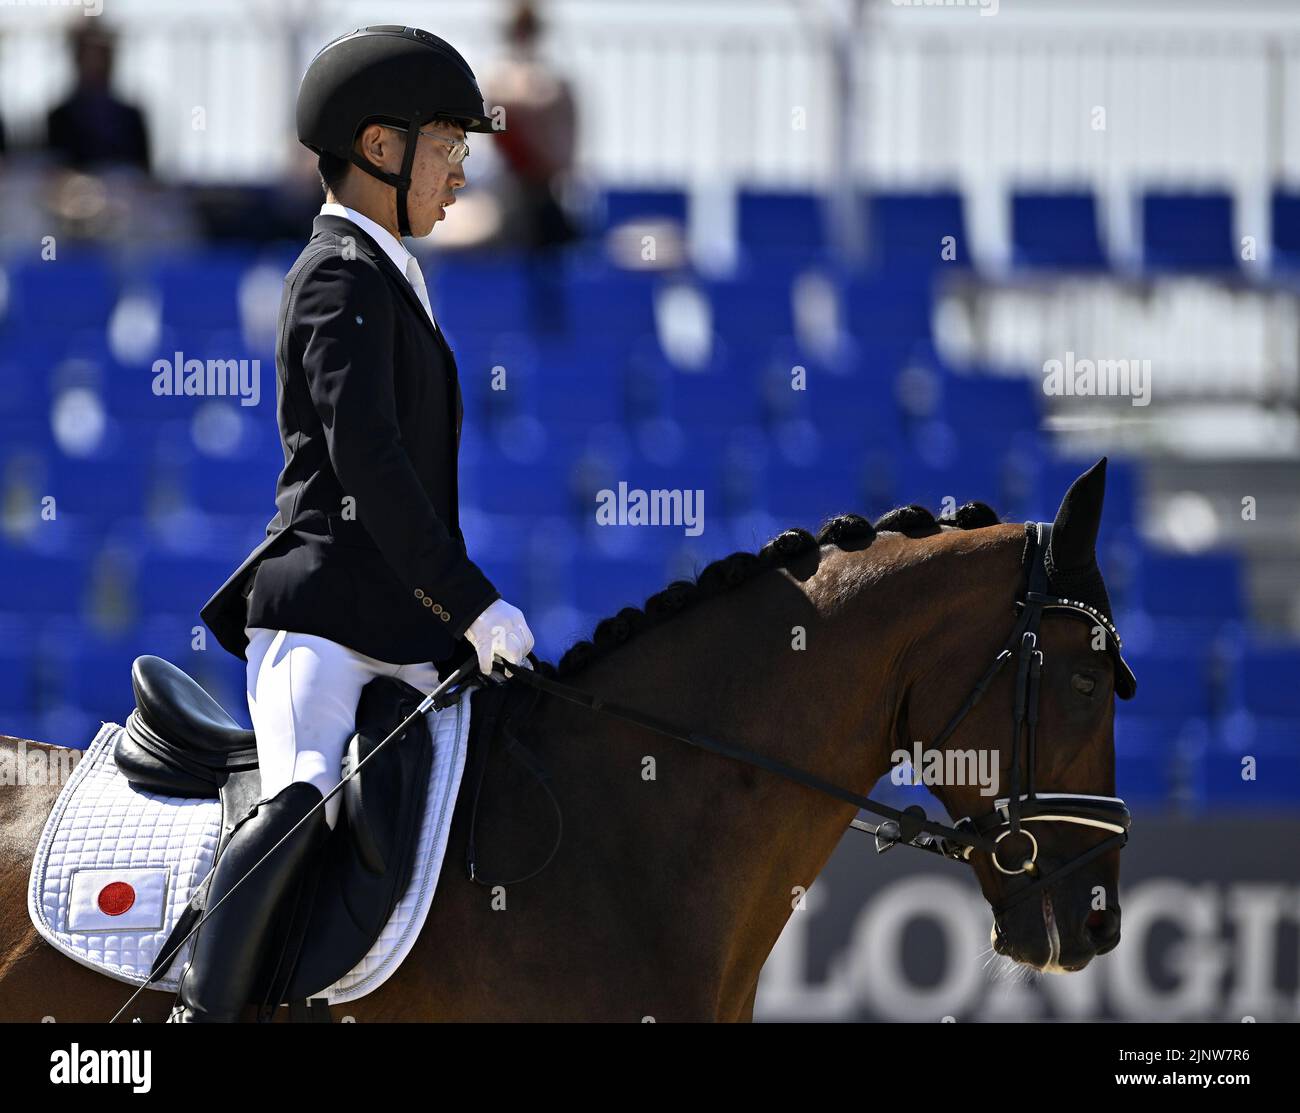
left=0, top=331, right=57, bottom=421
left=559, top=264, right=659, bottom=338
left=863, top=191, right=970, bottom=272
left=132, top=550, right=246, bottom=619
left=595, top=188, right=688, bottom=233
left=37, top=617, right=179, bottom=723
left=47, top=438, right=155, bottom=525
left=1134, top=551, right=1246, bottom=628
left=187, top=452, right=281, bottom=517
left=4, top=251, right=118, bottom=328
left=1270, top=190, right=1300, bottom=273
left=35, top=613, right=245, bottom=733
left=622, top=337, right=679, bottom=423
left=935, top=371, right=1043, bottom=436
left=1142, top=192, right=1237, bottom=272
left=1120, top=649, right=1217, bottom=721
left=760, top=426, right=866, bottom=524
left=1233, top=640, right=1300, bottom=718
left=666, top=360, right=760, bottom=430
left=1011, top=191, right=1107, bottom=270
left=1113, top=716, right=1190, bottom=805
left=0, top=615, right=37, bottom=711
left=0, top=710, right=41, bottom=746
left=716, top=427, right=771, bottom=517
left=100, top=331, right=269, bottom=420
left=898, top=368, right=1045, bottom=515
left=145, top=248, right=254, bottom=329
left=843, top=270, right=934, bottom=346
left=737, top=189, right=828, bottom=261
left=451, top=328, right=545, bottom=410
left=782, top=359, right=877, bottom=442
left=473, top=546, right=528, bottom=611
left=0, top=543, right=93, bottom=615
left=457, top=330, right=618, bottom=449
left=1196, top=721, right=1300, bottom=806
left=101, top=347, right=176, bottom=419
left=461, top=450, right=578, bottom=518
left=568, top=544, right=675, bottom=616
left=526, top=336, right=627, bottom=427
left=743, top=337, right=877, bottom=441
left=32, top=707, right=100, bottom=751
left=467, top=516, right=599, bottom=618
left=612, top=445, right=721, bottom=516
left=430, top=253, right=536, bottom=333
left=518, top=518, right=584, bottom=610
left=705, top=274, right=795, bottom=352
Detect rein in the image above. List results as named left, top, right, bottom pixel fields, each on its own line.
left=500, top=663, right=989, bottom=854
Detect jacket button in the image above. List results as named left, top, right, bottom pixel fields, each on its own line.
left=422, top=597, right=433, bottom=608
left=414, top=589, right=425, bottom=599
left=440, top=612, right=450, bottom=622
left=432, top=603, right=443, bottom=614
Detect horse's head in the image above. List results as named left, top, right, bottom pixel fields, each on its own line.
left=902, top=458, right=1136, bottom=973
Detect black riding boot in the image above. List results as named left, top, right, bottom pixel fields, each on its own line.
left=167, top=781, right=329, bottom=1023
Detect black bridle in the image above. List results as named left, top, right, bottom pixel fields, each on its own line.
left=855, top=521, right=1135, bottom=917
left=500, top=521, right=1134, bottom=920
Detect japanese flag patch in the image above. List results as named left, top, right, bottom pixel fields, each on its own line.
left=67, top=867, right=170, bottom=932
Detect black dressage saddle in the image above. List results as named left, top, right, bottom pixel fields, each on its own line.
left=114, top=655, right=437, bottom=1018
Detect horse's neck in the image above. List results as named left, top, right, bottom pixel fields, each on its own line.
left=526, top=546, right=939, bottom=1004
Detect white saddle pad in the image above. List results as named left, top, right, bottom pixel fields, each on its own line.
left=27, top=697, right=469, bottom=1007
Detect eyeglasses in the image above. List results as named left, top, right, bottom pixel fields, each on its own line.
left=417, top=129, right=469, bottom=164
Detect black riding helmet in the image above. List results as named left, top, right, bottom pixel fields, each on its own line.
left=296, top=25, right=501, bottom=237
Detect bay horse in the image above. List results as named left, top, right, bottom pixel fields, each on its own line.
left=0, top=459, right=1132, bottom=1020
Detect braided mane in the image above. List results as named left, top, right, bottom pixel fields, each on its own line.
left=543, top=501, right=1002, bottom=678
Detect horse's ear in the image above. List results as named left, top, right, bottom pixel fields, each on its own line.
left=1050, top=457, right=1107, bottom=571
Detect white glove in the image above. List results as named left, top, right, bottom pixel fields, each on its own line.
left=464, top=597, right=535, bottom=678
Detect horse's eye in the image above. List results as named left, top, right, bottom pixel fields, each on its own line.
left=1072, top=673, right=1096, bottom=696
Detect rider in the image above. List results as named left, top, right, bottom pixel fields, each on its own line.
left=172, top=26, right=534, bottom=1022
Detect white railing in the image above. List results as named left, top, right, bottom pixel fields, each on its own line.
left=3, top=0, right=1300, bottom=197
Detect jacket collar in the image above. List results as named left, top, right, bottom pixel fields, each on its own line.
left=310, top=213, right=448, bottom=354
left=319, top=202, right=413, bottom=278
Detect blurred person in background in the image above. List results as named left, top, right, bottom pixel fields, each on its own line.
left=170, top=26, right=534, bottom=1022
left=46, top=24, right=150, bottom=173
left=484, top=1, right=579, bottom=252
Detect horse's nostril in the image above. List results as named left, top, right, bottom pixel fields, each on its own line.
left=1085, top=907, right=1120, bottom=948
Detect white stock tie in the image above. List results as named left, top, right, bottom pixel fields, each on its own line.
left=404, top=256, right=439, bottom=334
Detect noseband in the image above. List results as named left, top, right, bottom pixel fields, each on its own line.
left=502, top=521, right=1133, bottom=921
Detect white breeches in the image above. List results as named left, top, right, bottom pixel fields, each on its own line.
left=243, top=627, right=442, bottom=830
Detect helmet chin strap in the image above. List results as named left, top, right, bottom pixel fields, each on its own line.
left=346, top=118, right=422, bottom=238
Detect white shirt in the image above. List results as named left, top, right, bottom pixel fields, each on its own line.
left=319, top=201, right=439, bottom=333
